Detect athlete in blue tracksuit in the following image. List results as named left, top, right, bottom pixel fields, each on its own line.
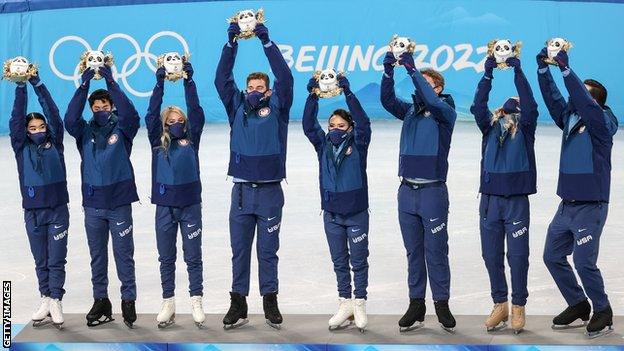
left=537, top=49, right=618, bottom=336
left=470, top=56, right=538, bottom=333
left=10, top=73, right=69, bottom=327
left=303, top=75, right=371, bottom=330
left=380, top=51, right=457, bottom=331
left=64, top=64, right=139, bottom=328
left=215, top=22, right=293, bottom=329
left=146, top=62, right=206, bottom=327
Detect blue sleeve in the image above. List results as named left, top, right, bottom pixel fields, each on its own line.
left=470, top=76, right=494, bottom=134
left=64, top=84, right=88, bottom=139
left=301, top=93, right=325, bottom=154
left=9, top=85, right=27, bottom=152
left=514, top=68, right=538, bottom=133
left=409, top=70, right=456, bottom=127
left=345, top=91, right=371, bottom=148
left=264, top=41, right=294, bottom=113
left=537, top=67, right=567, bottom=130
left=184, top=77, right=205, bottom=147
left=145, top=81, right=164, bottom=147
left=564, top=69, right=614, bottom=140
left=33, top=82, right=64, bottom=148
left=380, top=73, right=411, bottom=120
left=107, top=80, right=140, bottom=140
left=214, top=43, right=243, bottom=127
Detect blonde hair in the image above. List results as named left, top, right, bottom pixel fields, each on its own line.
left=160, top=106, right=188, bottom=153
left=491, top=108, right=519, bottom=138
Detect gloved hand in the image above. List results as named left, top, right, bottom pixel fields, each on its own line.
left=81, top=68, right=95, bottom=86
left=554, top=50, right=569, bottom=72
left=254, top=23, right=270, bottom=45
left=28, top=70, right=41, bottom=86
left=505, top=57, right=521, bottom=72
left=484, top=56, right=497, bottom=79
left=183, top=62, right=194, bottom=80
left=536, top=47, right=549, bottom=70
left=227, top=23, right=240, bottom=45
left=338, top=75, right=351, bottom=95
left=399, top=52, right=416, bottom=73
left=383, top=51, right=397, bottom=76
left=99, top=65, right=114, bottom=83
left=307, top=77, right=319, bottom=94
left=156, top=67, right=166, bottom=84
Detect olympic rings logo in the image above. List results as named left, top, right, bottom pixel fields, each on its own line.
left=49, top=31, right=189, bottom=97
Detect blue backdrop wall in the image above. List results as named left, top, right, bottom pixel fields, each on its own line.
left=0, top=0, right=622, bottom=134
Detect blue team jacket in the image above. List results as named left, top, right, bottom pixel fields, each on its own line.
left=470, top=68, right=538, bottom=196
left=302, top=91, right=372, bottom=215
left=145, top=77, right=205, bottom=207
left=538, top=67, right=618, bottom=202
left=214, top=40, right=294, bottom=181
left=64, top=79, right=140, bottom=209
left=10, top=84, right=69, bottom=209
left=380, top=69, right=457, bottom=181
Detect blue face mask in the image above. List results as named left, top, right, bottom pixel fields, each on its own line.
left=92, top=111, right=111, bottom=127
left=28, top=131, right=47, bottom=146
left=328, top=128, right=348, bottom=147
left=502, top=98, right=521, bottom=114
left=246, top=90, right=265, bottom=109
left=168, top=122, right=186, bottom=139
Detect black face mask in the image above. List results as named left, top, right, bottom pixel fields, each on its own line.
left=92, top=111, right=112, bottom=126
left=28, top=131, right=47, bottom=146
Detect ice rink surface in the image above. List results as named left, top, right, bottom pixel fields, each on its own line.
left=1, top=120, right=623, bottom=324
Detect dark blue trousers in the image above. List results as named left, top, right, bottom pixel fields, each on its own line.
left=398, top=182, right=451, bottom=301
left=229, top=182, right=283, bottom=296
left=479, top=194, right=530, bottom=306
left=156, top=204, right=203, bottom=298
left=543, top=201, right=610, bottom=312
left=323, top=210, right=370, bottom=299
left=24, top=204, right=69, bottom=300
left=84, top=204, right=136, bottom=301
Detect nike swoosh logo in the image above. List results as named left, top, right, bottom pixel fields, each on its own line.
left=352, top=228, right=361, bottom=232
left=268, top=216, right=277, bottom=221
left=429, top=218, right=439, bottom=222
left=187, top=224, right=196, bottom=228
left=513, top=221, right=522, bottom=226
left=578, top=228, right=587, bottom=233
left=116, top=221, right=125, bottom=226
left=54, top=225, right=63, bottom=229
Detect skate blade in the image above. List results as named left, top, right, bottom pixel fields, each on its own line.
left=399, top=321, right=424, bottom=333
left=513, top=328, right=523, bottom=335
left=223, top=318, right=248, bottom=330
left=441, top=325, right=455, bottom=333
left=53, top=322, right=64, bottom=330
left=586, top=326, right=614, bottom=339
left=266, top=319, right=282, bottom=330
left=87, top=316, right=114, bottom=327
left=486, top=321, right=508, bottom=332
left=551, top=320, right=588, bottom=330
left=358, top=326, right=367, bottom=333
left=195, top=321, right=205, bottom=329
left=329, top=319, right=354, bottom=331
left=32, top=318, right=52, bottom=328
left=124, top=320, right=135, bottom=329
left=157, top=320, right=175, bottom=329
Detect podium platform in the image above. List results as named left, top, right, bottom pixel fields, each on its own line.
left=11, top=314, right=624, bottom=350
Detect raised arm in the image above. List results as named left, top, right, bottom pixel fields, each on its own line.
left=30, top=74, right=64, bottom=148
left=145, top=68, right=165, bottom=147
left=536, top=48, right=567, bottom=129
left=340, top=76, right=371, bottom=148
left=302, top=78, right=325, bottom=153
left=9, top=84, right=28, bottom=152
left=99, top=65, right=140, bottom=140
left=508, top=58, right=538, bottom=131
left=470, top=76, right=494, bottom=134
left=215, top=27, right=244, bottom=126
left=183, top=62, right=205, bottom=146
left=380, top=52, right=411, bottom=120
left=255, top=24, right=294, bottom=112
left=64, top=69, right=93, bottom=138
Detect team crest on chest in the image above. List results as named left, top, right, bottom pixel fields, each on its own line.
left=579, top=126, right=586, bottom=133
left=258, top=107, right=271, bottom=117
left=346, top=146, right=353, bottom=156
left=108, top=133, right=119, bottom=145
left=178, top=139, right=189, bottom=146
